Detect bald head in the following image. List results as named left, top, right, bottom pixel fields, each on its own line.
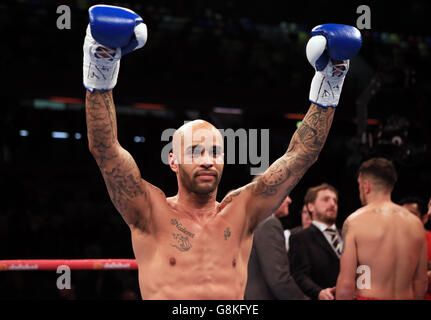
left=172, top=120, right=224, bottom=164
left=169, top=120, right=224, bottom=195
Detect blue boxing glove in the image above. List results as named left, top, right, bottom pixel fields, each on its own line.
left=83, top=5, right=148, bottom=92
left=306, top=24, right=362, bottom=107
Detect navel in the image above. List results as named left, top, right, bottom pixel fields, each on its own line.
left=169, top=257, right=176, bottom=266
left=232, top=258, right=237, bottom=268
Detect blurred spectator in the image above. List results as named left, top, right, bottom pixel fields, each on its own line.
left=424, top=195, right=431, bottom=300
left=245, top=196, right=307, bottom=300
left=284, top=204, right=312, bottom=251
left=399, top=196, right=427, bottom=222
left=398, top=196, right=431, bottom=299
left=289, top=183, right=341, bottom=300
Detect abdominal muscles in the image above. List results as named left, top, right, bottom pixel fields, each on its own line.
left=135, top=235, right=250, bottom=300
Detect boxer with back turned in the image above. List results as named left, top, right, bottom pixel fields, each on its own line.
left=336, top=158, right=428, bottom=300
left=83, top=5, right=361, bottom=299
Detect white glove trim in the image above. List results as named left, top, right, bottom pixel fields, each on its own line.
left=83, top=25, right=121, bottom=92
left=309, top=59, right=349, bottom=108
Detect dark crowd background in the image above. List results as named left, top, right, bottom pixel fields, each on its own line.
left=0, top=0, right=430, bottom=299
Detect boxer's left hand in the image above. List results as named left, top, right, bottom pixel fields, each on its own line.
left=306, top=24, right=362, bottom=108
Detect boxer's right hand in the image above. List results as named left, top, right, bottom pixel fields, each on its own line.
left=83, top=5, right=148, bottom=92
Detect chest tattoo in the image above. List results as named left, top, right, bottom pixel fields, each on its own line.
left=171, top=218, right=195, bottom=238
left=170, top=219, right=194, bottom=252
left=224, top=227, right=231, bottom=240
left=171, top=233, right=192, bottom=252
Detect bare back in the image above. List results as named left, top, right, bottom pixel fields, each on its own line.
left=131, top=188, right=253, bottom=300
left=351, top=203, right=427, bottom=299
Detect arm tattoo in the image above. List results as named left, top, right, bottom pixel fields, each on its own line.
left=86, top=90, right=118, bottom=160
left=219, top=189, right=242, bottom=211
left=86, top=90, right=148, bottom=228
left=252, top=104, right=335, bottom=199
left=103, top=159, right=147, bottom=211
left=252, top=157, right=290, bottom=196
left=288, top=105, right=335, bottom=156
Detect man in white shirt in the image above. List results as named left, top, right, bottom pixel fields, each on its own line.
left=288, top=183, right=342, bottom=300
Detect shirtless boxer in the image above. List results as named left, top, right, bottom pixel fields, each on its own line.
left=83, top=5, right=361, bottom=299
left=336, top=158, right=428, bottom=300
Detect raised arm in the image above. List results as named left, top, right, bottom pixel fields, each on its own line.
left=245, top=103, right=335, bottom=229
left=86, top=90, right=150, bottom=228
left=83, top=5, right=151, bottom=229
left=244, top=24, right=362, bottom=230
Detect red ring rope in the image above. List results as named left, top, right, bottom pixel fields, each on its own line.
left=0, top=259, right=138, bottom=271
